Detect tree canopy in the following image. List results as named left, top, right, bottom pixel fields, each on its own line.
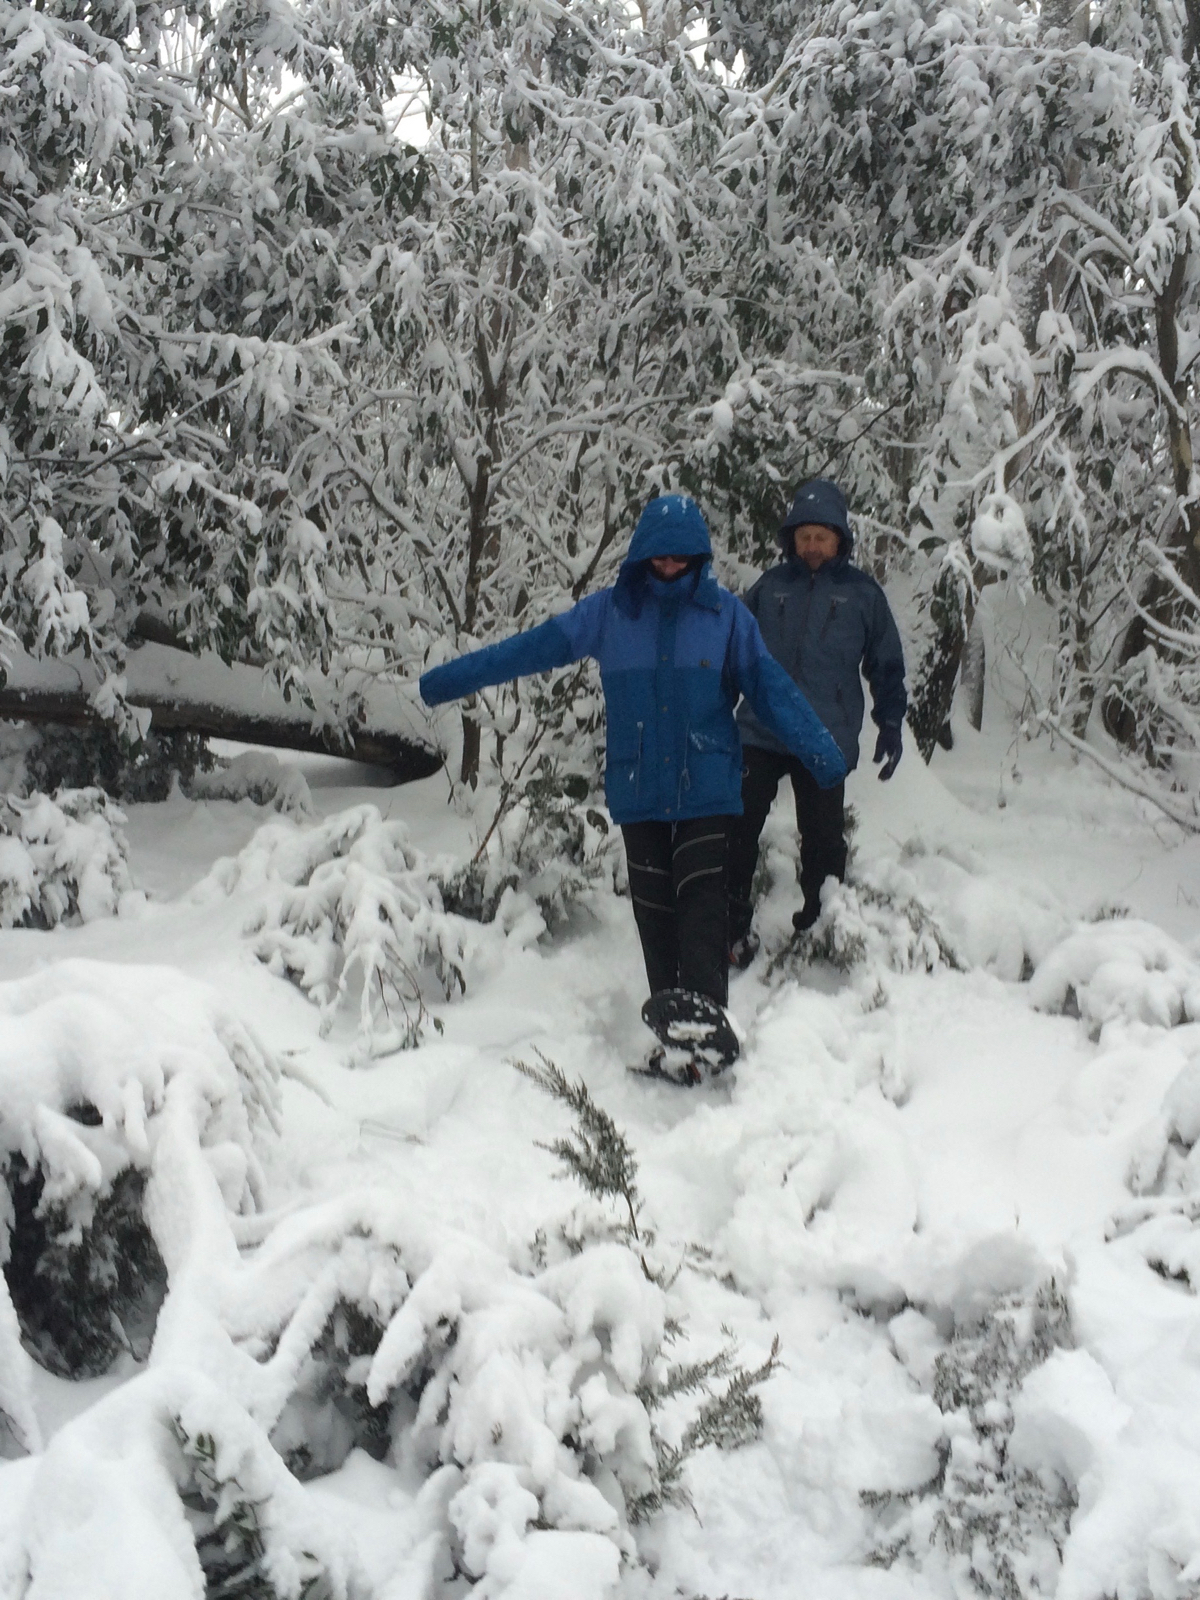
left=3, top=0, right=1199, bottom=820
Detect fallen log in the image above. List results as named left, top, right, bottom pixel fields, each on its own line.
left=0, top=645, right=444, bottom=784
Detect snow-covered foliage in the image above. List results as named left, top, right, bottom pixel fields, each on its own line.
left=442, top=770, right=622, bottom=931
left=0, top=789, right=134, bottom=929
left=1031, top=918, right=1200, bottom=1036
left=4, top=0, right=1200, bottom=821
left=190, top=751, right=314, bottom=818
left=768, top=828, right=1067, bottom=986
left=202, top=805, right=538, bottom=1054
left=792, top=875, right=961, bottom=979
left=0, top=960, right=279, bottom=1444
left=866, top=1280, right=1076, bottom=1599
left=0, top=997, right=775, bottom=1595
left=0, top=0, right=421, bottom=696
left=20, top=726, right=213, bottom=805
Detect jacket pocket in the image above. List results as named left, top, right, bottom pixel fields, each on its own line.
left=606, top=722, right=644, bottom=800
left=682, top=727, right=738, bottom=810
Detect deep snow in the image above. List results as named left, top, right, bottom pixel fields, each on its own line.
left=1, top=674, right=1200, bottom=1599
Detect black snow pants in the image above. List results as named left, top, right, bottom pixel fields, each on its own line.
left=727, top=746, right=847, bottom=942
left=621, top=816, right=732, bottom=1006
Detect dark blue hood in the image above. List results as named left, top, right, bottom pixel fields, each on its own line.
left=778, top=478, right=853, bottom=567
left=615, top=494, right=721, bottom=616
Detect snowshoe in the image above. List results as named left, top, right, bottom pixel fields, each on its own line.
left=639, top=988, right=740, bottom=1078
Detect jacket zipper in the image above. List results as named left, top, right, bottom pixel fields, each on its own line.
left=798, top=572, right=815, bottom=673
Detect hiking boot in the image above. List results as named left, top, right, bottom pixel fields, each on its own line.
left=792, top=900, right=821, bottom=934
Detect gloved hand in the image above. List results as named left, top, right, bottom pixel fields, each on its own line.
left=873, top=723, right=903, bottom=781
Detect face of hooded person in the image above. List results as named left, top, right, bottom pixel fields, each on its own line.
left=792, top=522, right=841, bottom=570
left=648, top=554, right=691, bottom=581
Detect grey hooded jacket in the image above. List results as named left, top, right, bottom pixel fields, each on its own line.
left=736, top=482, right=907, bottom=771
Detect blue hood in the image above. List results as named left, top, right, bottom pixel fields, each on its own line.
left=615, top=494, right=720, bottom=616
left=778, top=478, right=853, bottom=566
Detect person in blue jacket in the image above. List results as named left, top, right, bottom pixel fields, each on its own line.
left=420, top=494, right=846, bottom=1027
left=728, top=478, right=908, bottom=963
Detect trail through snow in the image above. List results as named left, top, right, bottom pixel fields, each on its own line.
left=2, top=716, right=1200, bottom=1599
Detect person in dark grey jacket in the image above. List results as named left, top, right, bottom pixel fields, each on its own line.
left=728, top=478, right=907, bottom=960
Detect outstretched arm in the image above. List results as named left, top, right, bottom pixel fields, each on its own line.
left=420, top=593, right=606, bottom=706
left=728, top=601, right=847, bottom=788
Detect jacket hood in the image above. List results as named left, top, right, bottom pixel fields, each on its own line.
left=778, top=478, right=853, bottom=566
left=615, top=495, right=720, bottom=615
left=626, top=494, right=713, bottom=563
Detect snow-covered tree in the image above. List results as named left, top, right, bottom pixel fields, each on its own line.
left=724, top=0, right=1200, bottom=816
left=0, top=0, right=424, bottom=721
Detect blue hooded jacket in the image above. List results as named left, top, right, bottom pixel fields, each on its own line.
left=419, top=495, right=847, bottom=824
left=736, top=479, right=907, bottom=770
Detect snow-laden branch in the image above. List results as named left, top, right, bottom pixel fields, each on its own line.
left=1036, top=708, right=1200, bottom=831
left=1071, top=347, right=1187, bottom=420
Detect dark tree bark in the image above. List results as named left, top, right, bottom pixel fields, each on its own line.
left=908, top=567, right=968, bottom=762
left=0, top=686, right=442, bottom=782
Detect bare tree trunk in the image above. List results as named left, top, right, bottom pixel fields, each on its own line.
left=1040, top=0, right=1089, bottom=41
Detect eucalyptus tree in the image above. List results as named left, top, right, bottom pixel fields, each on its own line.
left=0, top=0, right=425, bottom=731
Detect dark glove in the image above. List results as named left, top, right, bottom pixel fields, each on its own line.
left=873, top=723, right=902, bottom=781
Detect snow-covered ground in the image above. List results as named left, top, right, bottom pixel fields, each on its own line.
left=2, top=690, right=1200, bottom=1600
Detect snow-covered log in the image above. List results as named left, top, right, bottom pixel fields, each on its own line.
left=0, top=644, right=441, bottom=782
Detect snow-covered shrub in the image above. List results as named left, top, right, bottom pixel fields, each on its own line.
left=893, top=840, right=1067, bottom=982
left=1121, top=1048, right=1200, bottom=1290
left=0, top=788, right=133, bottom=928
left=24, top=724, right=214, bottom=802
left=515, top=1056, right=781, bottom=1521
left=203, top=1193, right=649, bottom=1587
left=175, top=1403, right=357, bottom=1600
left=1030, top=919, right=1200, bottom=1036
left=4, top=1156, right=165, bottom=1379
left=4, top=1370, right=361, bottom=1600
left=203, top=1060, right=781, bottom=1591
left=0, top=961, right=279, bottom=1404
left=190, top=750, right=313, bottom=818
left=782, top=876, right=960, bottom=978
left=866, top=1281, right=1075, bottom=1598
left=205, top=806, right=493, bottom=1055
left=516, top=1052, right=659, bottom=1278
left=443, top=763, right=620, bottom=930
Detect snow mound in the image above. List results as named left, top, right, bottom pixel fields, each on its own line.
left=10, top=1368, right=360, bottom=1600
left=1030, top=918, right=1200, bottom=1035
left=0, top=961, right=280, bottom=1444
left=894, top=839, right=1068, bottom=980
left=190, top=750, right=313, bottom=817
left=201, top=805, right=544, bottom=1055
left=0, top=788, right=135, bottom=928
